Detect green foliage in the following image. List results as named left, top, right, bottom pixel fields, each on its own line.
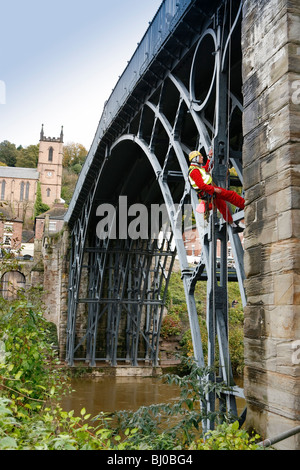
left=15, top=144, right=39, bottom=168
left=34, top=182, right=50, bottom=218
left=72, top=163, right=82, bottom=175
left=62, top=143, right=87, bottom=168
left=61, top=168, right=80, bottom=205
left=0, top=140, right=19, bottom=167
left=160, top=313, right=181, bottom=339
left=0, top=296, right=67, bottom=412
left=0, top=396, right=139, bottom=450
left=166, top=270, right=245, bottom=376
left=190, top=420, right=260, bottom=450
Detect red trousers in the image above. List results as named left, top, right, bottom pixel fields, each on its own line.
left=203, top=188, right=245, bottom=224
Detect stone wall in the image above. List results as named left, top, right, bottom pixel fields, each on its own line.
left=35, top=226, right=70, bottom=357
left=242, top=0, right=300, bottom=449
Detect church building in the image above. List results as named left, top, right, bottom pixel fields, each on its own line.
left=0, top=125, right=63, bottom=226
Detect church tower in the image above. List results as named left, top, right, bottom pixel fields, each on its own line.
left=37, top=125, right=63, bottom=207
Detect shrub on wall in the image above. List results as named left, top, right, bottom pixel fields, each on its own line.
left=34, top=182, right=50, bottom=218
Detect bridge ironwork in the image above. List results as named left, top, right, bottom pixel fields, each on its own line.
left=65, top=0, right=245, bottom=429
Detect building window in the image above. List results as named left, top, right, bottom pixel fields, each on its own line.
left=0, top=180, right=5, bottom=200
left=3, top=222, right=13, bottom=247
left=46, top=188, right=51, bottom=197
left=49, top=221, right=57, bottom=232
left=3, top=235, right=11, bottom=246
left=48, top=147, right=53, bottom=162
left=25, top=182, right=30, bottom=201
left=20, top=181, right=25, bottom=201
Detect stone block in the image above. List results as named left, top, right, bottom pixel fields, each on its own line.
left=262, top=239, right=300, bottom=274
left=256, top=195, right=277, bottom=222
left=275, top=186, right=300, bottom=212
left=244, top=337, right=278, bottom=372
left=243, top=73, right=291, bottom=136
left=260, top=143, right=300, bottom=185
left=266, top=105, right=292, bottom=153
left=278, top=209, right=300, bottom=239
left=244, top=181, right=265, bottom=205
left=244, top=215, right=278, bottom=249
left=244, top=305, right=265, bottom=338
left=246, top=404, right=300, bottom=450
left=290, top=108, right=300, bottom=141
left=244, top=201, right=256, bottom=225
left=274, top=272, right=300, bottom=305
left=243, top=161, right=261, bottom=191
left=244, top=367, right=300, bottom=419
left=243, top=122, right=270, bottom=168
left=243, top=44, right=290, bottom=107
left=244, top=274, right=275, bottom=304
left=263, top=304, right=300, bottom=339
left=244, top=245, right=262, bottom=277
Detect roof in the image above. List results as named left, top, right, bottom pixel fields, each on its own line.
left=0, top=166, right=39, bottom=180
left=35, top=203, right=67, bottom=220
left=22, top=230, right=35, bottom=243
left=0, top=205, right=23, bottom=222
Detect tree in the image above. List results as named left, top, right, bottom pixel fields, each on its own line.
left=15, top=144, right=39, bottom=168
left=61, top=168, right=79, bottom=205
left=0, top=140, right=20, bottom=167
left=63, top=142, right=87, bottom=169
left=34, top=182, right=50, bottom=218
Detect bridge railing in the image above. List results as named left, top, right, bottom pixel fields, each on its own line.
left=94, top=0, right=193, bottom=142
left=65, top=0, right=194, bottom=223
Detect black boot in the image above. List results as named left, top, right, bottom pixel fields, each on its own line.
left=231, top=223, right=244, bottom=234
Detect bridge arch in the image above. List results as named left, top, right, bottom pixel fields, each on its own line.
left=65, top=0, right=245, bottom=429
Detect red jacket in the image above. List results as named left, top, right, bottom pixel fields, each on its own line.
left=189, top=160, right=215, bottom=196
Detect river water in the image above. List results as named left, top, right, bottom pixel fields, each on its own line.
left=61, top=376, right=181, bottom=417
left=61, top=375, right=245, bottom=420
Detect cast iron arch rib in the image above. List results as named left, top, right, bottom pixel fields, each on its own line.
left=65, top=0, right=245, bottom=429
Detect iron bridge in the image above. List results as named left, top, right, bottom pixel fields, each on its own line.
left=64, top=0, right=246, bottom=429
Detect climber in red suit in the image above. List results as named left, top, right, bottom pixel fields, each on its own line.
left=188, top=149, right=245, bottom=233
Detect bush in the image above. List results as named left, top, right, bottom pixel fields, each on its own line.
left=160, top=314, right=181, bottom=339
left=0, top=297, right=67, bottom=412
left=190, top=420, right=260, bottom=450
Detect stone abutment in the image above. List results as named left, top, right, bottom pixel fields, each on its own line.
left=242, top=0, right=300, bottom=450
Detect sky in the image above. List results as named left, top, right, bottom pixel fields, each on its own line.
left=0, top=0, right=163, bottom=151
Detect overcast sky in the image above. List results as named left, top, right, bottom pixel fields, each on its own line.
left=0, top=0, right=162, bottom=150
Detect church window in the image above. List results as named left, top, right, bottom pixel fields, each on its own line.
left=46, top=188, right=51, bottom=197
left=25, top=182, right=30, bottom=201
left=20, top=182, right=25, bottom=201
left=0, top=180, right=5, bottom=200
left=48, top=147, right=53, bottom=162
